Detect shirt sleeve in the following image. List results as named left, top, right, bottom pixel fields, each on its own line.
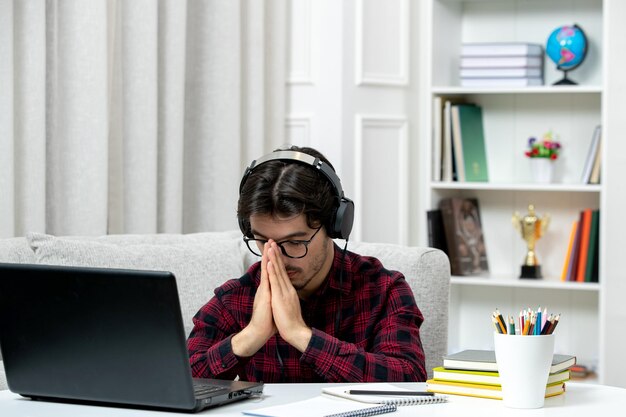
left=299, top=277, right=427, bottom=382
left=186, top=295, right=251, bottom=380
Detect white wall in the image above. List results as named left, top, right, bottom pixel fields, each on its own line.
left=286, top=0, right=427, bottom=245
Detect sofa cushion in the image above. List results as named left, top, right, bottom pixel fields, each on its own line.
left=0, top=237, right=37, bottom=264
left=349, top=241, right=450, bottom=378
left=27, top=232, right=245, bottom=336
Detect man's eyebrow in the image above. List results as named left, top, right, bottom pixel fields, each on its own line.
left=250, top=230, right=310, bottom=241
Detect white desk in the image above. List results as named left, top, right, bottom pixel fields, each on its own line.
left=0, top=382, right=623, bottom=416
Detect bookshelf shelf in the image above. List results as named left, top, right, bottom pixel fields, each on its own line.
left=430, top=182, right=602, bottom=193
left=450, top=276, right=600, bottom=291
left=432, top=86, right=603, bottom=95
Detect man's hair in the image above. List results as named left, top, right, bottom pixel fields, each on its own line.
left=237, top=146, right=338, bottom=237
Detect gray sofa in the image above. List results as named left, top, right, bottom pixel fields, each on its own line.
left=0, top=231, right=450, bottom=390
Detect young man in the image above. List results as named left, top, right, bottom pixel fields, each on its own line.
left=187, top=146, right=426, bottom=382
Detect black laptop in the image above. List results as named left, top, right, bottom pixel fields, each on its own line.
left=0, top=263, right=263, bottom=412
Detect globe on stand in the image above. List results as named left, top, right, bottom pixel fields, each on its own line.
left=546, top=24, right=588, bottom=85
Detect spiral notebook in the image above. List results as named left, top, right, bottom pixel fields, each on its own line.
left=322, top=383, right=448, bottom=406
left=242, top=396, right=397, bottom=417
left=243, top=384, right=447, bottom=417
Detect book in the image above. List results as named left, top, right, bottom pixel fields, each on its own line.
left=455, top=104, right=489, bottom=182
left=442, top=349, right=576, bottom=374
left=432, top=96, right=443, bottom=181
left=426, top=379, right=565, bottom=400
left=575, top=209, right=593, bottom=282
left=426, top=209, right=449, bottom=254
left=570, top=364, right=593, bottom=379
left=461, top=42, right=543, bottom=57
left=242, top=396, right=398, bottom=417
left=561, top=220, right=578, bottom=281
left=461, top=77, right=543, bottom=87
left=460, top=55, right=543, bottom=68
left=440, top=97, right=467, bottom=182
left=581, top=125, right=602, bottom=183
left=450, top=105, right=466, bottom=181
left=438, top=198, right=489, bottom=276
left=590, top=211, right=600, bottom=283
left=442, top=100, right=454, bottom=181
left=322, top=384, right=448, bottom=406
left=589, top=134, right=603, bottom=184
left=432, top=366, right=570, bottom=386
left=585, top=210, right=600, bottom=282
left=460, top=67, right=543, bottom=78
left=566, top=215, right=583, bottom=282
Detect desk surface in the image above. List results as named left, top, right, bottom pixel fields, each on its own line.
left=1, top=382, right=624, bottom=416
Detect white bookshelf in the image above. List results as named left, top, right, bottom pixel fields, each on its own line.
left=422, top=0, right=612, bottom=384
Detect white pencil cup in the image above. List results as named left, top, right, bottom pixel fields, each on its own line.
left=494, top=333, right=555, bottom=409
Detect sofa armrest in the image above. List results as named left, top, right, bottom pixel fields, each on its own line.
left=0, top=360, right=6, bottom=391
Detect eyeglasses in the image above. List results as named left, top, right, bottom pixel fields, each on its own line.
left=243, top=227, right=322, bottom=259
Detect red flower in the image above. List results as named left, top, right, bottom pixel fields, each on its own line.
left=550, top=153, right=557, bottom=160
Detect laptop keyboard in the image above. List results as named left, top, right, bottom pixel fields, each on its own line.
left=193, top=381, right=229, bottom=398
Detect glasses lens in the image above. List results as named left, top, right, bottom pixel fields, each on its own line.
left=279, top=242, right=307, bottom=259
left=245, top=239, right=264, bottom=256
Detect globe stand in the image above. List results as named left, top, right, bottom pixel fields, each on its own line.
left=553, top=70, right=577, bottom=86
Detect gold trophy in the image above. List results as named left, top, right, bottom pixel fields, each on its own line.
left=512, top=204, right=550, bottom=279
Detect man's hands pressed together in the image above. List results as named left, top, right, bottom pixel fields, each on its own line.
left=266, top=242, right=313, bottom=352
left=231, top=240, right=312, bottom=358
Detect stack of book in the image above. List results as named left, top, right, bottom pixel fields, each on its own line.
left=561, top=208, right=600, bottom=283
left=431, top=98, right=489, bottom=183
left=426, top=349, right=575, bottom=400
left=460, top=43, right=544, bottom=87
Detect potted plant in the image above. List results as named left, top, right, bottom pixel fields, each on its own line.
left=525, top=131, right=561, bottom=183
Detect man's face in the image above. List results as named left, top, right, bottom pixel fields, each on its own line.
left=249, top=213, right=334, bottom=299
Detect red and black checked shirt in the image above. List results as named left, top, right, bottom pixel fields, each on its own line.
left=187, top=244, right=426, bottom=382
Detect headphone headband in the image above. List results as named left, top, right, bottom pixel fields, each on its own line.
left=238, top=149, right=354, bottom=240
left=240, top=150, right=345, bottom=197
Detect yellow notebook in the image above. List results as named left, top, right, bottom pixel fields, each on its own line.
left=426, top=379, right=565, bottom=400
left=432, top=366, right=570, bottom=387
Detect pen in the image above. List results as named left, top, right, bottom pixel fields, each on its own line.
left=346, top=390, right=435, bottom=396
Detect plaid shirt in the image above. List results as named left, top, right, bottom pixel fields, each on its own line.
left=187, top=244, right=426, bottom=382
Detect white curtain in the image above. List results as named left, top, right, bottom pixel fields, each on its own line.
left=0, top=0, right=286, bottom=237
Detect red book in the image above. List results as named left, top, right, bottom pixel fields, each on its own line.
left=576, top=209, right=593, bottom=282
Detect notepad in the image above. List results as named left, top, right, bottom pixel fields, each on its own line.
left=322, top=383, right=448, bottom=406
left=242, top=396, right=397, bottom=417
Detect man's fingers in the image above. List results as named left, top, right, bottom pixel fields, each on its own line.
left=267, top=247, right=290, bottom=294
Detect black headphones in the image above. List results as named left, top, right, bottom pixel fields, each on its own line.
left=238, top=149, right=354, bottom=240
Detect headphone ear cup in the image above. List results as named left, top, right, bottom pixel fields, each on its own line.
left=330, top=199, right=354, bottom=240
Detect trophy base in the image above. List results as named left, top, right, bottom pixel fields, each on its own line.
left=520, top=265, right=542, bottom=279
